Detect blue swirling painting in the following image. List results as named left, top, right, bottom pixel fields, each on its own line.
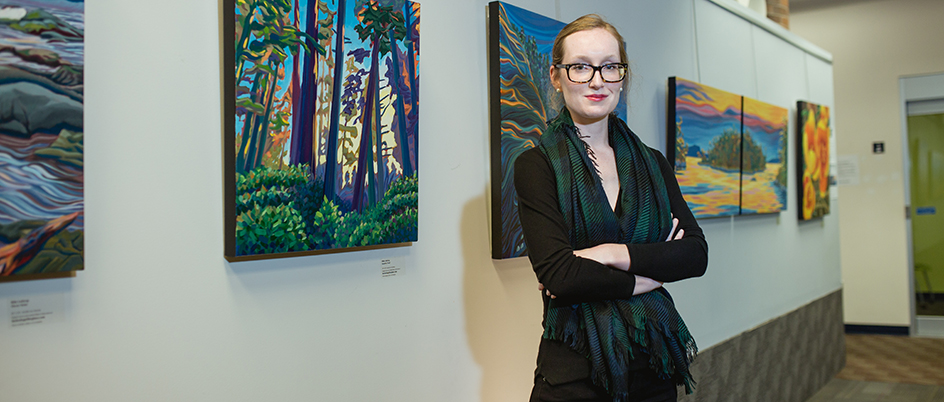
left=0, top=0, right=84, bottom=278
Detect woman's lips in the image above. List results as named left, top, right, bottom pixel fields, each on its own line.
left=585, top=94, right=607, bottom=102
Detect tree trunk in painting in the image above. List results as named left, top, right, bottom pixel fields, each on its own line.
left=372, top=66, right=383, bottom=204
left=253, top=67, right=280, bottom=170
left=234, top=1, right=257, bottom=88
left=289, top=0, right=301, bottom=166
left=353, top=39, right=379, bottom=213
left=291, top=0, right=318, bottom=177
left=324, top=0, right=346, bottom=204
left=404, top=1, right=418, bottom=177
left=236, top=76, right=262, bottom=174
left=370, top=56, right=381, bottom=206
left=245, top=72, right=276, bottom=173
left=388, top=28, right=412, bottom=178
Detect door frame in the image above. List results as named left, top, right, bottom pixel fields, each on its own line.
left=900, top=72, right=944, bottom=337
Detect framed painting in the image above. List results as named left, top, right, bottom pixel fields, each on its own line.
left=667, top=77, right=742, bottom=219
left=0, top=0, right=84, bottom=280
left=488, top=1, right=626, bottom=259
left=741, top=96, right=787, bottom=214
left=224, top=0, right=420, bottom=261
left=668, top=77, right=788, bottom=218
left=797, top=101, right=830, bottom=220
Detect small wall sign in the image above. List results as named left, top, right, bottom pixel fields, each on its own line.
left=916, top=206, right=937, bottom=216
left=873, top=141, right=885, bottom=154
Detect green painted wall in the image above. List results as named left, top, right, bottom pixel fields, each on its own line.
left=909, top=113, right=944, bottom=295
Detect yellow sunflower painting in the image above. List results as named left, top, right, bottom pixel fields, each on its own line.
left=797, top=101, right=831, bottom=220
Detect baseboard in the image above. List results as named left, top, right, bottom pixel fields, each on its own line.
left=678, top=289, right=845, bottom=402
left=844, top=324, right=909, bottom=336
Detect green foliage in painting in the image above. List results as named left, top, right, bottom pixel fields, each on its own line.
left=334, top=173, right=418, bottom=247
left=741, top=131, right=766, bottom=174
left=236, top=164, right=309, bottom=194
left=234, top=165, right=417, bottom=255
left=236, top=203, right=309, bottom=254
left=702, top=128, right=742, bottom=171
left=701, top=128, right=766, bottom=173
left=674, top=120, right=688, bottom=171
left=776, top=120, right=788, bottom=188
left=235, top=164, right=312, bottom=254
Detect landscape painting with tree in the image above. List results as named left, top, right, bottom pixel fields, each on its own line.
left=797, top=101, right=830, bottom=220
left=668, top=77, right=788, bottom=218
left=488, top=1, right=627, bottom=259
left=226, top=0, right=420, bottom=260
left=668, top=77, right=742, bottom=219
left=0, top=0, right=84, bottom=279
left=741, top=96, right=787, bottom=214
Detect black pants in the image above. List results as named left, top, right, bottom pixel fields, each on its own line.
left=529, top=369, right=677, bottom=402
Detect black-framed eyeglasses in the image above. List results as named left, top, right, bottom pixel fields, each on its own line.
left=554, top=63, right=628, bottom=83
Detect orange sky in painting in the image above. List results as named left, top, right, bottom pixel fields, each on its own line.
left=743, top=95, right=787, bottom=124
left=675, top=77, right=742, bottom=115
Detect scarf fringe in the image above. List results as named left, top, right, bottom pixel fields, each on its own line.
left=543, top=297, right=699, bottom=399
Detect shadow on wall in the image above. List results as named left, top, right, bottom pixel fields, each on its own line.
left=460, top=191, right=544, bottom=402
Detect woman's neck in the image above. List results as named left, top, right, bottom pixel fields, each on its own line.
left=573, top=117, right=609, bottom=149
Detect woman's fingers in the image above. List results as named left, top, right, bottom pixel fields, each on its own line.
left=674, top=228, right=684, bottom=240
left=538, top=282, right=556, bottom=299
left=665, top=217, right=679, bottom=242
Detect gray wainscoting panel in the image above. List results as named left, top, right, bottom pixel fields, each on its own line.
left=679, top=289, right=845, bottom=402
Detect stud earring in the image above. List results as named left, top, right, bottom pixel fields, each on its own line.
left=556, top=88, right=561, bottom=93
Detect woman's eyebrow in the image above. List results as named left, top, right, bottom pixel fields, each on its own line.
left=565, top=54, right=620, bottom=63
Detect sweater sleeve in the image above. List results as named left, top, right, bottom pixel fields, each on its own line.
left=514, top=148, right=638, bottom=302
left=625, top=149, right=709, bottom=282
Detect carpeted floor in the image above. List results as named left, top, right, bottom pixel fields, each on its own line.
left=806, top=334, right=944, bottom=402
left=836, top=334, right=944, bottom=385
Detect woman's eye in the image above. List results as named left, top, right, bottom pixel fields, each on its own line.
left=572, top=64, right=590, bottom=71
left=602, top=64, right=618, bottom=71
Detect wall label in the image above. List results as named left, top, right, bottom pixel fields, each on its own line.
left=380, top=257, right=406, bottom=278
left=837, top=155, right=860, bottom=186
left=872, top=141, right=885, bottom=154
left=7, top=295, right=65, bottom=328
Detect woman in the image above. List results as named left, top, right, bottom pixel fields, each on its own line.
left=514, top=15, right=708, bottom=402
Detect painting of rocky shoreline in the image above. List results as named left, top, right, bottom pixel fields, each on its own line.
left=0, top=0, right=84, bottom=279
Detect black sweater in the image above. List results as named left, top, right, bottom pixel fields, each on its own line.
left=514, top=145, right=708, bottom=384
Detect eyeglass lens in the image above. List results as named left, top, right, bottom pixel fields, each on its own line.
left=567, top=64, right=625, bottom=83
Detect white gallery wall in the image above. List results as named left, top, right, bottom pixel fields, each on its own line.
left=792, top=0, right=944, bottom=328
left=0, top=1, right=840, bottom=401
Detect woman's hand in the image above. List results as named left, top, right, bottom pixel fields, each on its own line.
left=633, top=275, right=663, bottom=295
left=573, top=243, right=630, bottom=271
left=538, top=282, right=556, bottom=299
left=665, top=215, right=684, bottom=242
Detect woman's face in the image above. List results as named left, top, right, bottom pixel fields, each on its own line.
left=550, top=28, right=623, bottom=126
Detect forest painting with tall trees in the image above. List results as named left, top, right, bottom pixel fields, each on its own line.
left=225, top=0, right=420, bottom=260
left=0, top=0, right=84, bottom=279
left=488, top=1, right=627, bottom=259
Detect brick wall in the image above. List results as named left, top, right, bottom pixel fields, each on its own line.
left=766, top=0, right=790, bottom=29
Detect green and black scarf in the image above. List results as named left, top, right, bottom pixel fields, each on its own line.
left=538, top=109, right=697, bottom=400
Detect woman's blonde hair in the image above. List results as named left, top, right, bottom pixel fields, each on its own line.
left=551, top=14, right=632, bottom=93
left=552, top=14, right=627, bottom=65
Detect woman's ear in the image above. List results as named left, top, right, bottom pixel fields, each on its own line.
left=549, top=65, right=560, bottom=92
